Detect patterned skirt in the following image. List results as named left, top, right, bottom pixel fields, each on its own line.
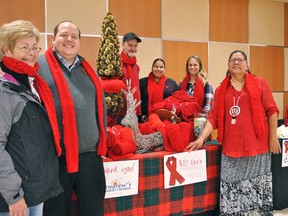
left=220, top=153, right=273, bottom=216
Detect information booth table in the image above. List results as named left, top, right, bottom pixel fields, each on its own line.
left=103, top=143, right=221, bottom=216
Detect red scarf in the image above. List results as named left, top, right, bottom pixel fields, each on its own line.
left=45, top=47, right=106, bottom=173
left=2, top=57, right=62, bottom=156
left=121, top=51, right=141, bottom=114
left=217, top=73, right=265, bottom=143
left=180, top=74, right=204, bottom=108
left=147, top=72, right=166, bottom=114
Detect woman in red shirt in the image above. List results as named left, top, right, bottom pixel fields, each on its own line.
left=186, top=50, right=281, bottom=215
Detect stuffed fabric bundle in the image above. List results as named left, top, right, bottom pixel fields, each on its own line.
left=139, top=113, right=165, bottom=134
left=165, top=95, right=181, bottom=103
left=109, top=140, right=136, bottom=155
left=106, top=128, right=116, bottom=148
left=108, top=142, right=136, bottom=160
left=107, top=126, right=137, bottom=160
left=150, top=101, right=166, bottom=112
left=178, top=122, right=195, bottom=143
left=106, top=126, right=122, bottom=148
left=166, top=123, right=186, bottom=152
left=181, top=102, right=202, bottom=122
left=139, top=122, right=154, bottom=135
left=159, top=121, right=194, bottom=152
left=185, top=96, right=199, bottom=103
left=160, top=121, right=172, bottom=151
left=171, top=90, right=190, bottom=101
left=151, top=90, right=202, bottom=123
left=101, top=79, right=127, bottom=93
left=148, top=113, right=165, bottom=131
left=119, top=126, right=135, bottom=142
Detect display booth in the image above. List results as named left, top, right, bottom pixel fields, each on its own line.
left=103, top=142, right=221, bottom=216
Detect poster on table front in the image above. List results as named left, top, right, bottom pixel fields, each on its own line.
left=282, top=139, right=288, bottom=167
left=103, top=160, right=139, bottom=199
left=163, top=150, right=207, bottom=189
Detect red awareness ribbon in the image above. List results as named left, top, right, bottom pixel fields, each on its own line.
left=166, top=156, right=185, bottom=186
left=285, top=141, right=288, bottom=153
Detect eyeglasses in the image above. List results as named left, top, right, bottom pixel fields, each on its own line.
left=229, top=58, right=245, bottom=63
left=17, top=46, right=42, bottom=53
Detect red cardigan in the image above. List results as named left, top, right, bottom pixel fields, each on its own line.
left=208, top=77, right=278, bottom=158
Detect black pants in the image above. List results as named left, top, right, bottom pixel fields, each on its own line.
left=44, top=152, right=106, bottom=216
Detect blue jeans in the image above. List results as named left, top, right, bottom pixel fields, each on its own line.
left=0, top=202, right=43, bottom=216
left=28, top=203, right=43, bottom=216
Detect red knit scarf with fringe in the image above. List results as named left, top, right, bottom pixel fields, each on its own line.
left=121, top=51, right=141, bottom=114
left=45, top=47, right=106, bottom=173
left=217, top=73, right=265, bottom=143
left=147, top=72, right=166, bottom=114
left=2, top=57, right=62, bottom=156
left=180, top=74, right=204, bottom=108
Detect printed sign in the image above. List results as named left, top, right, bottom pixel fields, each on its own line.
left=282, top=139, right=288, bottom=167
left=164, top=150, right=207, bottom=189
left=104, top=160, right=139, bottom=198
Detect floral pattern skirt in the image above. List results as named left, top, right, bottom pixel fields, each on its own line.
left=220, top=153, right=273, bottom=216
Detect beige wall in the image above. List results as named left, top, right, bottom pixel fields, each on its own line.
left=1, top=0, right=288, bottom=119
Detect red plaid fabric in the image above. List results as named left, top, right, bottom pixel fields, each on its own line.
left=103, top=143, right=221, bottom=216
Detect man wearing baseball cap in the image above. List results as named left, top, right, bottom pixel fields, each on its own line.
left=120, top=32, right=142, bottom=116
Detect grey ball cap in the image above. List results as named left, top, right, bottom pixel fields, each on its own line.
left=123, top=32, right=141, bottom=43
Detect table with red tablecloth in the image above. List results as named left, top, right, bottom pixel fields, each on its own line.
left=103, top=143, right=221, bottom=216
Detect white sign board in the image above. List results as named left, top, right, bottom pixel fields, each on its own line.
left=164, top=150, right=207, bottom=189
left=282, top=139, right=288, bottom=167
left=104, top=160, right=139, bottom=199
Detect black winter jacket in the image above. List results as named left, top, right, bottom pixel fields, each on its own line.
left=0, top=63, right=62, bottom=212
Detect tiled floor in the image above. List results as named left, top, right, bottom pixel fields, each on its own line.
left=274, top=208, right=288, bottom=216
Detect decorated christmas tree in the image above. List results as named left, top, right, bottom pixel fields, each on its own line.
left=97, top=12, right=125, bottom=125
left=97, top=12, right=122, bottom=79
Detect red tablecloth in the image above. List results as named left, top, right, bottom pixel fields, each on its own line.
left=103, top=143, right=221, bottom=216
